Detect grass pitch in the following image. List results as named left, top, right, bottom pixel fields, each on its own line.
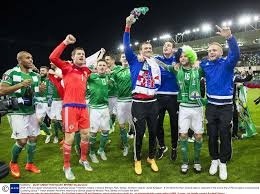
left=0, top=88, right=259, bottom=183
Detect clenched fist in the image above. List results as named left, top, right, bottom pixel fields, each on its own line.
left=63, top=34, right=76, bottom=45
left=126, top=15, right=135, bottom=27
left=48, top=69, right=55, bottom=75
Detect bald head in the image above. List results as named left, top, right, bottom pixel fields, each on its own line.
left=17, top=51, right=31, bottom=61
left=16, top=51, right=33, bottom=69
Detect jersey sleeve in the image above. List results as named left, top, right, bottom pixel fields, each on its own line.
left=49, top=42, right=72, bottom=75
left=167, top=65, right=178, bottom=75
left=225, top=36, right=240, bottom=69
left=123, top=31, right=138, bottom=65
left=198, top=67, right=205, bottom=78
left=1, top=69, right=13, bottom=85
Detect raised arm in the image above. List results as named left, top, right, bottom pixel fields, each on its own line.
left=215, top=25, right=240, bottom=68
left=123, top=15, right=138, bottom=64
left=49, top=34, right=76, bottom=72
left=226, top=37, right=240, bottom=67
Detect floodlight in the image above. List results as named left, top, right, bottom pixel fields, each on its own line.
left=254, top=15, right=259, bottom=21
left=227, top=20, right=232, bottom=26
left=184, top=30, right=190, bottom=34
left=238, top=16, right=251, bottom=25
left=159, top=34, right=171, bottom=39
left=119, top=44, right=124, bottom=50
left=201, top=23, right=212, bottom=32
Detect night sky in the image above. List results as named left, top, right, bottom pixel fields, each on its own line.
left=0, top=0, right=259, bottom=75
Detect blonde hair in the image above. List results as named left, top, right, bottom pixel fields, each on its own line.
left=208, top=42, right=223, bottom=49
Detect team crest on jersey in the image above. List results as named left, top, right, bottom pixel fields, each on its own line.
left=190, top=91, right=201, bottom=100
left=69, top=124, right=74, bottom=130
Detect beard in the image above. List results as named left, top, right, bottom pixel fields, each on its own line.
left=41, top=74, right=47, bottom=78
left=21, top=63, right=33, bottom=70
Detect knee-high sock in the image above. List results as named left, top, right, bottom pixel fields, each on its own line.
left=110, top=114, right=116, bottom=129
left=194, top=139, right=203, bottom=163
left=11, top=142, right=23, bottom=163
left=63, top=142, right=72, bottom=168
left=80, top=140, right=89, bottom=161
left=40, top=122, right=50, bottom=135
left=74, top=132, right=81, bottom=150
left=120, top=128, right=128, bottom=147
left=27, top=142, right=36, bottom=163
left=57, top=120, right=63, bottom=131
left=180, top=138, right=189, bottom=164
left=52, top=121, right=57, bottom=137
left=89, top=133, right=97, bottom=154
left=99, top=131, right=109, bottom=152
left=52, top=120, right=61, bottom=137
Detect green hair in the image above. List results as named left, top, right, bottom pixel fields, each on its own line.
left=182, top=45, right=197, bottom=65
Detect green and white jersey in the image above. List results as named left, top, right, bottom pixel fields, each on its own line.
left=39, top=77, right=61, bottom=102
left=39, top=76, right=48, bottom=102
left=40, top=76, right=47, bottom=85
left=85, top=86, right=90, bottom=101
left=1, top=65, right=40, bottom=115
left=113, top=66, right=132, bottom=102
left=87, top=64, right=96, bottom=71
left=88, top=73, right=109, bottom=109
left=47, top=79, right=61, bottom=101
left=108, top=65, right=121, bottom=98
left=168, top=66, right=204, bottom=107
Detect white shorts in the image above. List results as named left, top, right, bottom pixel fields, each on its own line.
left=90, top=107, right=110, bottom=133
left=8, top=114, right=40, bottom=139
left=35, top=102, right=51, bottom=120
left=50, top=100, right=62, bottom=120
left=117, top=101, right=132, bottom=125
left=178, top=106, right=204, bottom=134
left=108, top=97, right=117, bottom=115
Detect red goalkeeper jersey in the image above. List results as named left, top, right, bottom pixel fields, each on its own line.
left=49, top=42, right=91, bottom=107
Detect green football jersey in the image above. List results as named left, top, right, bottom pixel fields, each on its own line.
left=1, top=66, right=40, bottom=115
left=39, top=77, right=48, bottom=102
left=108, top=65, right=121, bottom=97
left=168, top=66, right=204, bottom=106
left=88, top=73, right=109, bottom=108
left=85, top=86, right=90, bottom=100
left=47, top=79, right=61, bottom=100
left=39, top=77, right=61, bottom=102
left=113, top=66, right=132, bottom=101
